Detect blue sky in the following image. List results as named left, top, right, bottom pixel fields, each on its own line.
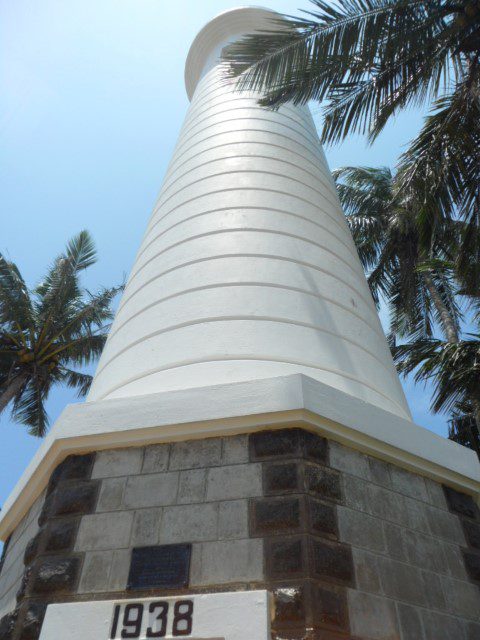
left=0, top=0, right=442, bottom=506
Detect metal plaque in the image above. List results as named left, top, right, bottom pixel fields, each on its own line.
left=127, top=544, right=192, bottom=590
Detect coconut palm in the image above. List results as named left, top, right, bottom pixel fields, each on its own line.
left=0, top=231, right=121, bottom=437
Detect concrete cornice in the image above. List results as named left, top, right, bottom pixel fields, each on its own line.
left=1, top=374, right=479, bottom=540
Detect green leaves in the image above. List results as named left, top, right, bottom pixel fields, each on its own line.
left=0, top=231, right=121, bottom=437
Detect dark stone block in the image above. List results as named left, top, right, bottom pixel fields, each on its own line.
left=43, top=519, right=79, bottom=554
left=273, top=584, right=306, bottom=629
left=266, top=537, right=305, bottom=579
left=28, top=556, right=81, bottom=596
left=17, top=565, right=33, bottom=603
left=47, top=453, right=95, bottom=495
left=128, top=544, right=191, bottom=590
left=303, top=432, right=328, bottom=464
left=308, top=498, right=338, bottom=539
left=40, top=481, right=99, bottom=525
left=311, top=539, right=354, bottom=586
left=250, top=429, right=302, bottom=460
left=463, top=519, right=480, bottom=550
left=16, top=601, right=47, bottom=640
left=443, top=486, right=479, bottom=520
left=0, top=610, right=17, bottom=640
left=463, top=550, right=480, bottom=582
left=24, top=533, right=42, bottom=566
left=305, top=465, right=342, bottom=502
left=251, top=497, right=301, bottom=535
left=264, top=462, right=300, bottom=494
left=310, top=581, right=349, bottom=632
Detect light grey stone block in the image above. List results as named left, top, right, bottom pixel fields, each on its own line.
left=403, top=529, right=448, bottom=574
left=466, top=621, right=480, bottom=640
left=160, top=504, right=218, bottom=543
left=367, top=456, right=392, bottom=488
left=442, top=577, right=480, bottom=620
left=109, top=549, right=131, bottom=591
left=369, top=484, right=408, bottom=525
left=352, top=548, right=382, bottom=593
left=190, top=539, right=263, bottom=586
left=348, top=591, right=399, bottom=640
left=390, top=466, right=428, bottom=501
left=131, top=509, right=162, bottom=546
left=169, top=438, right=222, bottom=470
left=75, top=512, right=133, bottom=551
left=443, top=542, right=468, bottom=580
left=142, top=444, right=170, bottom=474
left=422, top=611, right=467, bottom=640
left=92, top=448, right=143, bottom=479
left=405, top=498, right=431, bottom=534
left=218, top=500, right=249, bottom=539
left=422, top=570, right=446, bottom=611
left=206, top=464, right=262, bottom=501
left=178, top=469, right=206, bottom=504
left=396, top=602, right=425, bottom=640
left=78, top=551, right=113, bottom=593
left=338, top=506, right=385, bottom=552
left=342, top=475, right=372, bottom=513
left=425, top=478, right=448, bottom=510
left=97, top=478, right=126, bottom=512
left=123, top=472, right=179, bottom=509
left=427, top=505, right=466, bottom=545
left=384, top=523, right=408, bottom=562
left=329, top=442, right=369, bottom=479
left=222, top=434, right=249, bottom=464
left=377, top=556, right=427, bottom=606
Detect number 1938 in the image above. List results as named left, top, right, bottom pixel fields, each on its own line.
left=110, top=599, right=194, bottom=638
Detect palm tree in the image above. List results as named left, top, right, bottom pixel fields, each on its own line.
left=0, top=231, right=121, bottom=437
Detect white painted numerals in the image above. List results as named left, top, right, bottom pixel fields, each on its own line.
left=110, top=599, right=194, bottom=638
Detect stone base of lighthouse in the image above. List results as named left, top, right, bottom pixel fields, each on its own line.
left=0, top=378, right=479, bottom=640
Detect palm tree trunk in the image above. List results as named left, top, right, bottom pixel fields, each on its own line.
left=422, top=271, right=459, bottom=343
left=0, top=374, right=27, bottom=413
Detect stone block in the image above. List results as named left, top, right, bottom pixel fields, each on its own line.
left=177, top=469, right=206, bottom=504
left=123, top=472, right=179, bottom=509
left=0, top=611, right=16, bottom=640
left=109, top=549, right=131, bottom=591
left=442, top=576, right=480, bottom=619
left=92, top=447, right=143, bottom=479
left=249, top=428, right=327, bottom=463
left=311, top=539, right=354, bottom=586
left=404, top=498, right=431, bottom=534
left=463, top=550, right=480, bottom=582
left=383, top=523, right=408, bottom=562
left=403, top=529, right=448, bottom=574
left=329, top=442, right=369, bottom=479
left=272, top=583, right=305, bottom=630
left=343, top=475, right=371, bottom=513
left=337, top=506, right=385, bottom=552
left=369, top=484, right=407, bottom=525
left=43, top=518, right=79, bottom=554
left=28, top=555, right=81, bottom=596
left=40, top=481, right=99, bottom=524
left=443, top=486, right=479, bottom=519
left=396, top=602, right=425, bottom=640
left=264, top=462, right=300, bottom=495
left=48, top=453, right=95, bottom=490
left=466, top=621, right=480, bottom=640
left=421, top=570, right=446, bottom=610
left=78, top=551, right=112, bottom=593
left=75, top=511, right=133, bottom=551
left=367, top=457, right=392, bottom=488
left=348, top=590, right=399, bottom=640
left=427, top=506, right=466, bottom=545
left=160, top=503, right=218, bottom=543
left=310, top=582, right=349, bottom=633
left=463, top=519, right=480, bottom=550
left=421, top=610, right=468, bottom=640
left=222, top=434, right=249, bottom=464
left=190, top=538, right=263, bottom=586
left=425, top=478, right=448, bottom=510
left=352, top=548, right=381, bottom=593
left=96, top=477, right=126, bottom=512
left=265, top=536, right=306, bottom=579
left=142, top=444, right=170, bottom=473
left=169, top=438, right=222, bottom=470
left=305, top=465, right=342, bottom=502
left=390, top=466, right=428, bottom=501
left=443, top=542, right=468, bottom=580
left=218, top=500, right=248, bottom=539
left=15, top=600, right=47, bottom=640
left=251, top=497, right=301, bottom=536
left=377, top=556, right=426, bottom=606
left=303, top=431, right=329, bottom=464
left=308, top=498, right=337, bottom=539
left=206, top=464, right=262, bottom=501
left=131, top=509, right=161, bottom=546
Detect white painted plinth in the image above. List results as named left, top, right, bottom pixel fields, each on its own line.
left=39, top=590, right=270, bottom=640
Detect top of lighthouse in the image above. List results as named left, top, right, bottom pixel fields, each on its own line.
left=185, top=7, right=279, bottom=100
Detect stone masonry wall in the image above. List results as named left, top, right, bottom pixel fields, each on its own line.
left=0, top=427, right=479, bottom=640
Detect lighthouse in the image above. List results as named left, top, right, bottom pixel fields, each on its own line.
left=0, top=8, right=479, bottom=640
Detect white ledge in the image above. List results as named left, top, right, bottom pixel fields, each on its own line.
left=1, top=374, right=479, bottom=539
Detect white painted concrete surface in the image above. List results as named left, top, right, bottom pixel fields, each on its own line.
left=39, top=590, right=270, bottom=640
left=87, top=7, right=411, bottom=421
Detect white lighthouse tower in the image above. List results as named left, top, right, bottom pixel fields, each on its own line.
left=0, top=8, right=479, bottom=640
